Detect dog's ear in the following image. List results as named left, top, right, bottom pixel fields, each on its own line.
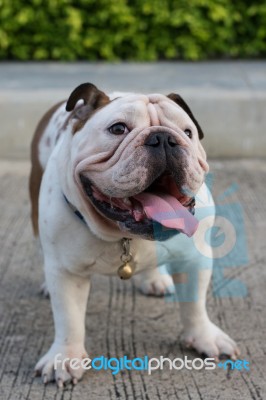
left=167, top=93, right=204, bottom=140
left=66, top=83, right=110, bottom=120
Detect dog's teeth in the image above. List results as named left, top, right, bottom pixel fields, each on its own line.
left=123, top=198, right=132, bottom=206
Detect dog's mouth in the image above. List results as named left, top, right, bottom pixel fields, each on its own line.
left=79, top=172, right=198, bottom=241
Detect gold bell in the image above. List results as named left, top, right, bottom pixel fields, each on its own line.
left=117, top=262, right=133, bottom=280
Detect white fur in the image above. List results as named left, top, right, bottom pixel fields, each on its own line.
left=35, top=93, right=239, bottom=386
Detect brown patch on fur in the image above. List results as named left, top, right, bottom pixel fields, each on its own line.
left=72, top=102, right=110, bottom=134
left=29, top=101, right=65, bottom=236
left=66, top=83, right=109, bottom=112
left=65, top=83, right=110, bottom=134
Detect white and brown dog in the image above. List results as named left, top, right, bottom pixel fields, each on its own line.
left=29, top=83, right=239, bottom=386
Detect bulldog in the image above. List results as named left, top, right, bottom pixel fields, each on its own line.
left=29, top=83, right=239, bottom=386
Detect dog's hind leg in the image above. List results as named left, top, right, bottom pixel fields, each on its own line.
left=134, top=265, right=175, bottom=296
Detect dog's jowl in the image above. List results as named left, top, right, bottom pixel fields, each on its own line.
left=29, top=83, right=239, bottom=386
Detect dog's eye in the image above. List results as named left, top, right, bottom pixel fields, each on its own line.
left=109, top=123, right=129, bottom=135
left=184, top=129, right=192, bottom=139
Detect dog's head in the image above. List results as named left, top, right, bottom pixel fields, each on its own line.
left=65, top=83, right=209, bottom=240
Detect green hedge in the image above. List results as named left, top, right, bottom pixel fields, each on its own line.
left=0, top=0, right=266, bottom=61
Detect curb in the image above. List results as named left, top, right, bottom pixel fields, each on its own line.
left=1, top=62, right=266, bottom=159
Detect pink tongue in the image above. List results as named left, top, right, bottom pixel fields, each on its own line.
left=134, top=193, right=198, bottom=237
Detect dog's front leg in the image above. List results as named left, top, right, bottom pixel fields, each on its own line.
left=35, top=265, right=90, bottom=386
left=173, top=267, right=240, bottom=360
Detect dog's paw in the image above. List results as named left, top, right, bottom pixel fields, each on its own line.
left=35, top=343, right=88, bottom=386
left=181, top=321, right=240, bottom=360
left=39, top=282, right=50, bottom=298
left=134, top=266, right=175, bottom=297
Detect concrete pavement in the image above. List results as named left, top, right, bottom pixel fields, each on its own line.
left=0, top=61, right=266, bottom=159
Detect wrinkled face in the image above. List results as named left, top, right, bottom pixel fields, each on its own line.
left=70, top=91, right=209, bottom=240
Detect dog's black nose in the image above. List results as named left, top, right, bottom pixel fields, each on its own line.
left=144, top=132, right=178, bottom=148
